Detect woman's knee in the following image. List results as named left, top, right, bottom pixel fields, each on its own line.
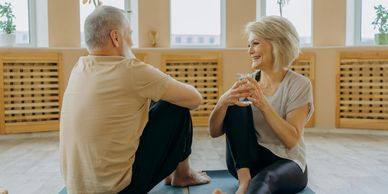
left=225, top=105, right=250, bottom=118
left=248, top=171, right=276, bottom=194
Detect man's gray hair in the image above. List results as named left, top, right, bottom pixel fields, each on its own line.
left=245, top=16, right=300, bottom=71
left=84, top=5, right=129, bottom=50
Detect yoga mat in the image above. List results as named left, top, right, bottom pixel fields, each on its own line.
left=189, top=170, right=315, bottom=194
left=59, top=183, right=184, bottom=194
left=58, top=187, right=66, bottom=194
left=59, top=170, right=315, bottom=194
left=189, top=170, right=238, bottom=194
left=148, top=181, right=185, bottom=194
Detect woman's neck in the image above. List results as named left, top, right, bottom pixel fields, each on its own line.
left=260, top=67, right=288, bottom=86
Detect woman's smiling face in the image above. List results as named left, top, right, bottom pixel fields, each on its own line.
left=247, top=33, right=273, bottom=70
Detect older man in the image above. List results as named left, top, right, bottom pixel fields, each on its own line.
left=59, top=5, right=210, bottom=194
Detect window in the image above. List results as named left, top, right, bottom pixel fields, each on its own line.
left=357, top=0, right=387, bottom=44
left=79, top=0, right=138, bottom=47
left=257, top=0, right=312, bottom=46
left=170, top=0, right=224, bottom=47
left=0, top=0, right=35, bottom=46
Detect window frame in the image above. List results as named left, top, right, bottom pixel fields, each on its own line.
left=256, top=0, right=313, bottom=48
left=27, top=0, right=37, bottom=47
left=5, top=0, right=37, bottom=47
left=79, top=0, right=139, bottom=48
left=354, top=0, right=364, bottom=45
left=353, top=0, right=385, bottom=45
left=169, top=0, right=226, bottom=48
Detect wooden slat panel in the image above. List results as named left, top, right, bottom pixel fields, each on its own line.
left=290, top=52, right=315, bottom=128
left=4, top=102, right=59, bottom=108
left=339, top=101, right=388, bottom=105
left=161, top=53, right=222, bottom=126
left=336, top=51, right=388, bottom=130
left=4, top=121, right=59, bottom=134
left=3, top=84, right=60, bottom=89
left=3, top=90, right=59, bottom=95
left=340, top=106, right=388, bottom=111
left=4, top=114, right=60, bottom=121
left=338, top=118, right=388, bottom=130
left=0, top=52, right=63, bottom=134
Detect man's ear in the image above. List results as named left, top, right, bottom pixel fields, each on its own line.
left=110, top=30, right=120, bottom=47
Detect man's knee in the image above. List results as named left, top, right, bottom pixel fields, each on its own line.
left=152, top=101, right=190, bottom=116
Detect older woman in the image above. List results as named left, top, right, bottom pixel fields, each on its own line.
left=209, top=16, right=314, bottom=194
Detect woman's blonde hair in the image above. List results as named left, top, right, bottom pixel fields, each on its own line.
left=245, top=16, right=300, bottom=71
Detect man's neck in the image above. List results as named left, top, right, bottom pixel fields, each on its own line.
left=89, top=48, right=121, bottom=57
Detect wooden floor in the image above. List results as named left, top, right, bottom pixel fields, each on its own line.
left=1, top=128, right=388, bottom=194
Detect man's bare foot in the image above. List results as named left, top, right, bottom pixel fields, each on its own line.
left=165, top=171, right=208, bottom=185
left=164, top=174, right=172, bottom=185
left=170, top=169, right=210, bottom=187
left=165, top=158, right=211, bottom=187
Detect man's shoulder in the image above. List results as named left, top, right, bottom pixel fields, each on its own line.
left=80, top=55, right=138, bottom=64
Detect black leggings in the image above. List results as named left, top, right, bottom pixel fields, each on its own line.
left=224, top=105, right=308, bottom=194
left=118, top=101, right=193, bottom=194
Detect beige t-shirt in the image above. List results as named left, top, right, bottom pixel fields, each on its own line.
left=251, top=70, right=314, bottom=172
left=59, top=56, right=172, bottom=194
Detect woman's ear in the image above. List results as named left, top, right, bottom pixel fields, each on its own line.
left=110, top=30, right=120, bottom=47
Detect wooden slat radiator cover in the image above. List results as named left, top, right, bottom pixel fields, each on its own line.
left=0, top=53, right=63, bottom=134
left=161, top=53, right=222, bottom=126
left=336, top=52, right=388, bottom=130
left=290, top=52, right=316, bottom=128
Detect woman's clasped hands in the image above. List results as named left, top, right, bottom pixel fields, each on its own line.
left=219, top=76, right=269, bottom=110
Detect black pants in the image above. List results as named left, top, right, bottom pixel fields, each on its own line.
left=224, top=105, right=308, bottom=194
left=118, top=101, right=193, bottom=194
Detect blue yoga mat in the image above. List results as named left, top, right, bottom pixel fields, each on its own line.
left=188, top=170, right=315, bottom=194
left=59, top=183, right=184, bottom=194
left=189, top=170, right=238, bottom=194
left=59, top=170, right=315, bottom=194
left=148, top=181, right=184, bottom=194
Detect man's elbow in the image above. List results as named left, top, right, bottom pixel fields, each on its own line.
left=209, top=131, right=220, bottom=138
left=189, top=93, right=202, bottom=110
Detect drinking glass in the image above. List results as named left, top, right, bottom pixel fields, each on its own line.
left=237, top=72, right=255, bottom=105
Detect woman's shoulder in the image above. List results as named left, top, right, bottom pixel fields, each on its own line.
left=287, top=70, right=311, bottom=85
left=284, top=70, right=312, bottom=93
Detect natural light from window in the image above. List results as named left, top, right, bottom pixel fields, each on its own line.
left=0, top=0, right=30, bottom=45
left=170, top=0, right=222, bottom=47
left=264, top=0, right=312, bottom=46
left=361, top=0, right=387, bottom=44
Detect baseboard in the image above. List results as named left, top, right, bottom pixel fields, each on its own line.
left=305, top=127, right=388, bottom=136
left=0, top=131, right=59, bottom=140
left=195, top=126, right=388, bottom=137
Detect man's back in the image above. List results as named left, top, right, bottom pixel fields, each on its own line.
left=60, top=56, right=172, bottom=194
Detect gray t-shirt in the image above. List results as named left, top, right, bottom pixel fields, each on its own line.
left=251, top=70, right=314, bottom=172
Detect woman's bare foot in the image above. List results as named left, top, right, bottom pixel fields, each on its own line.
left=235, top=184, right=249, bottom=194
left=213, top=188, right=224, bottom=194
left=235, top=168, right=251, bottom=194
